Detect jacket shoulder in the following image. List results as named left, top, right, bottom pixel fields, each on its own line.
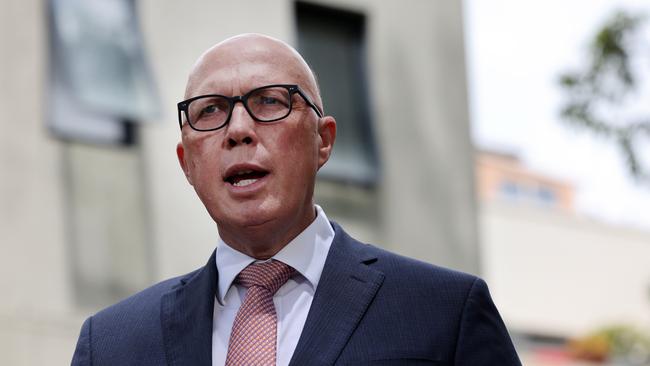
left=334, top=230, right=520, bottom=364
left=93, top=268, right=201, bottom=322
left=72, top=268, right=205, bottom=366
left=378, top=244, right=475, bottom=278
left=351, top=236, right=479, bottom=291
left=331, top=220, right=478, bottom=289
left=84, top=267, right=203, bottom=352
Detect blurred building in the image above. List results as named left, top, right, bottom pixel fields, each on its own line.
left=1, top=0, right=477, bottom=364
left=476, top=149, right=575, bottom=213
left=476, top=149, right=650, bottom=364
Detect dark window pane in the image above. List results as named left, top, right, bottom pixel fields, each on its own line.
left=47, top=0, right=160, bottom=144
left=296, top=2, right=379, bottom=185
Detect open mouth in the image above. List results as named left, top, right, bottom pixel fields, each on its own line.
left=224, top=169, right=269, bottom=187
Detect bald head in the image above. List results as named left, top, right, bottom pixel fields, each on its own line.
left=184, top=33, right=322, bottom=111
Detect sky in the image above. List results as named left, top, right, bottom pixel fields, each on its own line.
left=464, top=0, right=650, bottom=229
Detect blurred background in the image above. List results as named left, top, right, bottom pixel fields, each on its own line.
left=1, top=0, right=649, bottom=365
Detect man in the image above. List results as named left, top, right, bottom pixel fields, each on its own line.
left=72, top=33, right=521, bottom=365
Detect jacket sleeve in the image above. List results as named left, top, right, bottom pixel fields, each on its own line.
left=454, top=278, right=522, bottom=365
left=71, top=316, right=92, bottom=366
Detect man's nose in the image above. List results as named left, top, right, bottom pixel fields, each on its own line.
left=224, top=103, right=257, bottom=148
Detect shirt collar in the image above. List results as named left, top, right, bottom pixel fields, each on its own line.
left=215, top=205, right=334, bottom=305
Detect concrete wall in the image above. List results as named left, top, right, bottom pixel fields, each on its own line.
left=0, top=0, right=477, bottom=364
left=0, top=1, right=83, bottom=364
left=482, top=201, right=650, bottom=337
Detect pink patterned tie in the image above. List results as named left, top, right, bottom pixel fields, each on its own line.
left=225, top=260, right=295, bottom=366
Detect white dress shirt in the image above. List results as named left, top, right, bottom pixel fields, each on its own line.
left=212, top=205, right=335, bottom=366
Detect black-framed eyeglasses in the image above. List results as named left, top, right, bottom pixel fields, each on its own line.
left=177, top=84, right=323, bottom=131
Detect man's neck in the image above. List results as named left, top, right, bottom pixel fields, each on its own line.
left=218, top=206, right=318, bottom=259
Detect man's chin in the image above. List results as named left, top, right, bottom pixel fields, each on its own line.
left=214, top=208, right=277, bottom=231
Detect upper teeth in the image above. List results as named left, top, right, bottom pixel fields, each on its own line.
left=233, top=178, right=258, bottom=187
left=236, top=170, right=253, bottom=176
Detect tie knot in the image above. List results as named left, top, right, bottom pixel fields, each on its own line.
left=236, top=260, right=295, bottom=294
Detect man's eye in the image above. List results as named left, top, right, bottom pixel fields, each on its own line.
left=203, top=105, right=219, bottom=114
left=198, top=104, right=226, bottom=119
left=260, top=96, right=279, bottom=105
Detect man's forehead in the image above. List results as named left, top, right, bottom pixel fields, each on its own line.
left=185, top=34, right=316, bottom=98
left=190, top=59, right=302, bottom=95
left=201, top=35, right=296, bottom=66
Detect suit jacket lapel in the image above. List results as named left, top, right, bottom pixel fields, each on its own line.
left=289, top=222, right=385, bottom=366
left=160, top=250, right=217, bottom=366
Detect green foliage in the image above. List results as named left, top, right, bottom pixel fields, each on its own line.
left=559, top=11, right=650, bottom=182
left=570, top=325, right=650, bottom=365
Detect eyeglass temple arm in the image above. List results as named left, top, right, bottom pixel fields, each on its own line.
left=296, top=89, right=323, bottom=117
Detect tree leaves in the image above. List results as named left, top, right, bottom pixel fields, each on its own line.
left=558, top=10, right=650, bottom=183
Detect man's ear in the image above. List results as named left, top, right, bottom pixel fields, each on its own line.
left=317, top=116, right=336, bottom=169
left=176, top=142, right=193, bottom=185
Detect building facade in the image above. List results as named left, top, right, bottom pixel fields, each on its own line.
left=0, top=0, right=478, bottom=364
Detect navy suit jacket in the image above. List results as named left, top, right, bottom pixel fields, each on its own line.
left=72, top=222, right=521, bottom=365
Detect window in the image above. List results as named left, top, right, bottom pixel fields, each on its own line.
left=499, top=181, right=520, bottom=199
left=537, top=187, right=557, bottom=204
left=47, top=0, right=156, bottom=307
left=296, top=2, right=379, bottom=185
left=47, top=0, right=159, bottom=144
